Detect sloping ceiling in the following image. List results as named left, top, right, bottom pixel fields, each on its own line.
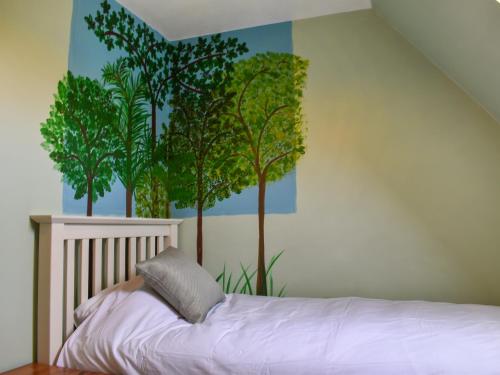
left=373, top=0, right=500, bottom=124
left=117, top=0, right=372, bottom=40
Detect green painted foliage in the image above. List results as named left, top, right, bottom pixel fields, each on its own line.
left=40, top=72, right=118, bottom=214
left=135, top=165, right=170, bottom=218
left=167, top=87, right=247, bottom=211
left=85, top=0, right=248, bottom=218
left=85, top=0, right=170, bottom=108
left=85, top=0, right=248, bottom=109
left=227, top=52, right=309, bottom=182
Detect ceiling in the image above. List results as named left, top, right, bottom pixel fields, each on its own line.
left=117, top=0, right=372, bottom=41
left=373, top=0, right=500, bottom=124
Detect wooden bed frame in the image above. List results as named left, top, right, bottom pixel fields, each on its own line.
left=30, top=215, right=182, bottom=366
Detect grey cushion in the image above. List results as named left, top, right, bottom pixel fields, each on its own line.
left=136, top=247, right=225, bottom=323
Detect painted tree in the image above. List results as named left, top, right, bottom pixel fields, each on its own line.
left=167, top=85, right=248, bottom=265
left=226, top=52, right=308, bottom=295
left=85, top=0, right=248, bottom=217
left=102, top=59, right=151, bottom=217
left=41, top=72, right=118, bottom=216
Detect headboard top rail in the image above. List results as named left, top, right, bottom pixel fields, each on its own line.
left=31, top=215, right=183, bottom=226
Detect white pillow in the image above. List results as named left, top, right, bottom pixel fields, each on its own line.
left=74, top=276, right=144, bottom=327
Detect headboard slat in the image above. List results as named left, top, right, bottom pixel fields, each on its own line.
left=104, top=238, right=115, bottom=289
left=31, top=215, right=182, bottom=365
left=127, top=238, right=137, bottom=278
left=138, top=237, right=146, bottom=262
left=64, top=239, right=75, bottom=341
left=116, top=238, right=126, bottom=284
left=77, top=239, right=89, bottom=307
left=147, top=236, right=156, bottom=259
left=92, top=239, right=103, bottom=296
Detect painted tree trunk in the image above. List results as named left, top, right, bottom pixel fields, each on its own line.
left=86, top=177, right=93, bottom=217
left=164, top=201, right=170, bottom=219
left=126, top=187, right=132, bottom=218
left=256, top=176, right=267, bottom=296
left=151, top=103, right=159, bottom=218
left=197, top=203, right=203, bottom=265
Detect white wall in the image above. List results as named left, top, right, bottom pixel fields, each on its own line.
left=0, top=0, right=72, bottom=370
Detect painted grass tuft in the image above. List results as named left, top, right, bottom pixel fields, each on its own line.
left=216, top=251, right=286, bottom=297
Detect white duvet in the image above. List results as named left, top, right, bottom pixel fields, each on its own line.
left=58, top=278, right=500, bottom=374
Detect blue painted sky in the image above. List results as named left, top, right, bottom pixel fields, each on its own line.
left=63, top=0, right=296, bottom=217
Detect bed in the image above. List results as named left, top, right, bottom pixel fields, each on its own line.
left=32, top=215, right=500, bottom=374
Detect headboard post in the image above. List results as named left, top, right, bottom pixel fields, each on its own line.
left=166, top=223, right=178, bottom=248
left=31, top=215, right=182, bottom=365
left=37, top=222, right=65, bottom=365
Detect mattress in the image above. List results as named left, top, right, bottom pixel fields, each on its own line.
left=58, top=279, right=500, bottom=374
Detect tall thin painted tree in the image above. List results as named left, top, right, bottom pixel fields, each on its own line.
left=102, top=59, right=151, bottom=217
left=226, top=52, right=308, bottom=295
left=167, top=84, right=248, bottom=265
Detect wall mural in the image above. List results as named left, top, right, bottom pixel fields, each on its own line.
left=41, top=0, right=308, bottom=296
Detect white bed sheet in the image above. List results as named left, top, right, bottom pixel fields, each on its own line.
left=58, top=281, right=500, bottom=374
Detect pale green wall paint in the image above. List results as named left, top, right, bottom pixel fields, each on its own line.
left=373, top=0, right=500, bottom=123
left=181, top=10, right=500, bottom=305
left=0, top=0, right=72, bottom=371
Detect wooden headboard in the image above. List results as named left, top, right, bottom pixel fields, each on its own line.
left=30, top=215, right=182, bottom=365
